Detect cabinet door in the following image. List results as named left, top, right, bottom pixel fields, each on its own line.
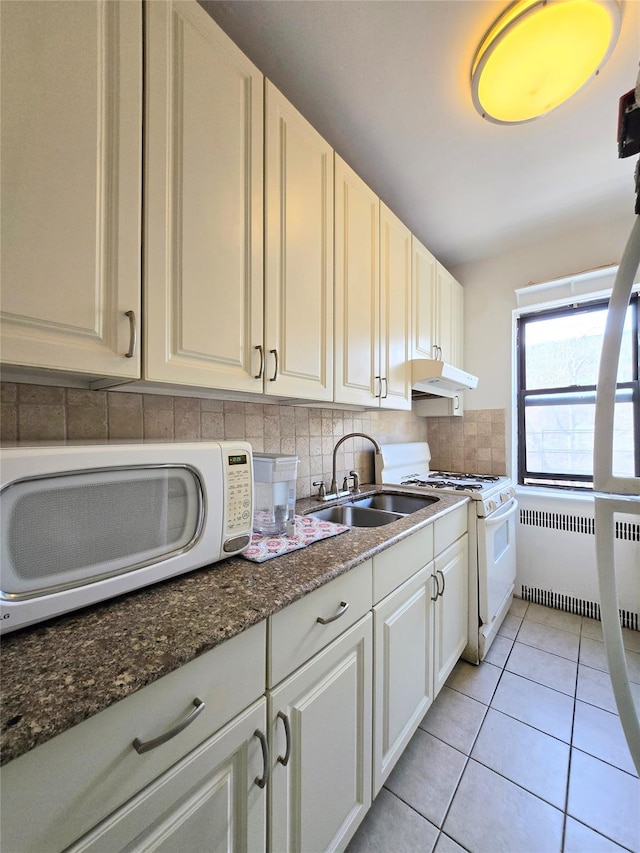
left=334, top=156, right=380, bottom=406
left=411, top=236, right=437, bottom=361
left=373, top=565, right=434, bottom=795
left=67, top=699, right=268, bottom=853
left=379, top=203, right=412, bottom=410
left=433, top=534, right=469, bottom=695
left=0, top=0, right=141, bottom=381
left=144, top=0, right=264, bottom=392
left=264, top=82, right=334, bottom=401
left=269, top=615, right=372, bottom=853
left=435, top=263, right=464, bottom=367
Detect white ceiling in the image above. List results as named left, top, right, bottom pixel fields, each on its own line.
left=199, top=0, right=640, bottom=269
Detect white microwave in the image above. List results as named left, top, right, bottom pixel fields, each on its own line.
left=0, top=441, right=253, bottom=634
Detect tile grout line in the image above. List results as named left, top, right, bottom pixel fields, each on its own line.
left=560, top=614, right=582, bottom=852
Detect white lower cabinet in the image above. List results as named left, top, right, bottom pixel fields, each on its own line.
left=433, top=534, right=469, bottom=695
left=373, top=565, right=434, bottom=794
left=68, top=698, right=268, bottom=853
left=372, top=508, right=468, bottom=794
left=269, top=615, right=373, bottom=853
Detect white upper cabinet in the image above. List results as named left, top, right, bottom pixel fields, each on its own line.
left=144, top=0, right=264, bottom=393
left=379, top=203, right=412, bottom=410
left=334, top=159, right=411, bottom=409
left=411, top=237, right=464, bottom=369
left=0, top=0, right=142, bottom=382
left=334, top=155, right=380, bottom=406
left=264, top=82, right=334, bottom=401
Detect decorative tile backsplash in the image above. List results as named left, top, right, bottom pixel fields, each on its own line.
left=425, top=408, right=507, bottom=476
left=0, top=383, right=507, bottom=493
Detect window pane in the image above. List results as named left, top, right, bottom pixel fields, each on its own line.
left=524, top=399, right=635, bottom=480
left=524, top=305, right=634, bottom=389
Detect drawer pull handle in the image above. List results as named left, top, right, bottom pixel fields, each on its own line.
left=276, top=711, right=292, bottom=766
left=317, top=601, right=349, bottom=625
left=430, top=573, right=439, bottom=602
left=132, top=697, right=205, bottom=754
left=125, top=310, right=137, bottom=359
left=437, top=569, right=446, bottom=598
left=254, top=729, right=269, bottom=789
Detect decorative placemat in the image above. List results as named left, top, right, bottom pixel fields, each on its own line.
left=241, top=514, right=349, bottom=563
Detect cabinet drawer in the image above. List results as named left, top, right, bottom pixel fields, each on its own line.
left=373, top=525, right=434, bottom=603
left=268, top=560, right=372, bottom=687
left=434, top=504, right=467, bottom=556
left=1, top=620, right=266, bottom=853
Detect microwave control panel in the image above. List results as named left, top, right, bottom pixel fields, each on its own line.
left=223, top=449, right=253, bottom=552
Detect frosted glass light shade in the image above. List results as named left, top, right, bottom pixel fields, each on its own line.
left=471, top=0, right=621, bottom=124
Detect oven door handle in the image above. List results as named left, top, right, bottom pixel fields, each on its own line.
left=485, top=497, right=518, bottom=526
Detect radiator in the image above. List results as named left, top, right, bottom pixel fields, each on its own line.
left=516, top=494, right=640, bottom=629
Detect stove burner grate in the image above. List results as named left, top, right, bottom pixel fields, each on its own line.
left=401, top=478, right=484, bottom=492
left=429, top=471, right=500, bottom=483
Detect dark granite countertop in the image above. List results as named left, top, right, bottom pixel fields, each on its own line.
left=0, top=488, right=468, bottom=766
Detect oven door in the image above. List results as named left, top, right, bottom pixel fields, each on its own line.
left=477, top=497, right=518, bottom=624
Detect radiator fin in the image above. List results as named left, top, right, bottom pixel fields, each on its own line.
left=521, top=585, right=639, bottom=631
left=519, top=509, right=639, bottom=541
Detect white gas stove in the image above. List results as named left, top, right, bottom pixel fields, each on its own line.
left=375, top=442, right=518, bottom=663
left=375, top=441, right=515, bottom=517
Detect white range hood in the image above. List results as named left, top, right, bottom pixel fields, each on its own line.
left=411, top=359, right=478, bottom=397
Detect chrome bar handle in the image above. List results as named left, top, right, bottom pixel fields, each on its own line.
left=253, top=729, right=269, bottom=789
left=254, top=345, right=264, bottom=379
left=124, top=310, right=137, bottom=359
left=437, top=569, right=446, bottom=598
left=374, top=375, right=382, bottom=398
left=317, top=601, right=349, bottom=625
left=383, top=377, right=389, bottom=399
left=430, top=573, right=439, bottom=602
left=133, top=697, right=205, bottom=754
left=269, top=349, right=279, bottom=381
left=276, top=711, right=292, bottom=766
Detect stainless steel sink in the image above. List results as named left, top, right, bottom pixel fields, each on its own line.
left=306, top=504, right=403, bottom=527
left=347, top=493, right=439, bottom=514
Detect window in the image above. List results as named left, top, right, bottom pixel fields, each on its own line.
left=517, top=294, right=639, bottom=488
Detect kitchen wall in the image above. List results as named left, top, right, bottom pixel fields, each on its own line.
left=0, top=383, right=507, bottom=493
left=451, top=211, right=636, bottom=475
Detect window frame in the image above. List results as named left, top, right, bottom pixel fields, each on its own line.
left=516, top=293, right=640, bottom=490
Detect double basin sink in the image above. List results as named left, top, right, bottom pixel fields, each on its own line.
left=306, top=492, right=438, bottom=528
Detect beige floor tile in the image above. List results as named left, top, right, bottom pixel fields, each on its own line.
left=506, top=641, right=578, bottom=696
left=516, top=619, right=580, bottom=661
left=568, top=749, right=640, bottom=852
left=445, top=659, right=502, bottom=705
left=433, top=833, right=467, bottom=853
left=577, top=664, right=640, bottom=715
left=573, top=701, right=639, bottom=776
left=491, top=671, right=574, bottom=742
left=524, top=602, right=582, bottom=635
left=580, top=637, right=640, bottom=684
left=508, top=597, right=529, bottom=618
left=471, top=708, right=570, bottom=808
left=563, top=817, right=632, bottom=852
left=443, top=760, right=563, bottom=853
left=419, top=685, right=487, bottom=755
left=582, top=619, right=640, bottom=654
left=384, top=729, right=466, bottom=828
left=483, top=635, right=513, bottom=668
left=346, top=788, right=438, bottom=853
left=496, top=613, right=522, bottom=640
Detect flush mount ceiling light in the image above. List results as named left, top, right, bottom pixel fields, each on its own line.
left=470, top=0, right=622, bottom=124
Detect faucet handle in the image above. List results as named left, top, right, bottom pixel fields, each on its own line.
left=348, top=470, right=360, bottom=494
left=313, top=481, right=326, bottom=499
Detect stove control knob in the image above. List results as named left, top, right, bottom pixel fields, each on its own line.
left=487, top=500, right=497, bottom=513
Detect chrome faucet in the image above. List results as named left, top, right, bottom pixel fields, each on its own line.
left=318, top=432, right=382, bottom=501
